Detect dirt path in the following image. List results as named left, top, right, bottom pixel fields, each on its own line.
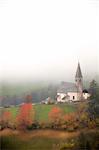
left=0, top=128, right=98, bottom=141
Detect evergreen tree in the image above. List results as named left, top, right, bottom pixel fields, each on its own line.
left=89, top=80, right=97, bottom=100
left=88, top=80, right=99, bottom=118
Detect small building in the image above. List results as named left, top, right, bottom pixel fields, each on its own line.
left=57, top=63, right=90, bottom=102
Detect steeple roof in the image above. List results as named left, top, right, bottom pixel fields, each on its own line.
left=75, top=62, right=82, bottom=78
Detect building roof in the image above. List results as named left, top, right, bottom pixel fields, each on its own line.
left=57, top=81, right=78, bottom=93
left=75, top=62, right=82, bottom=78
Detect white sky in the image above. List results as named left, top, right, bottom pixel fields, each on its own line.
left=0, top=0, right=99, bottom=82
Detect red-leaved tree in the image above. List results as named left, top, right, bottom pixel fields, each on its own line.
left=16, top=103, right=35, bottom=129
left=48, top=107, right=63, bottom=128
left=63, top=112, right=78, bottom=130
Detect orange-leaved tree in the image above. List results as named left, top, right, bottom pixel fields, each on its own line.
left=1, top=111, right=13, bottom=128
left=63, top=112, right=76, bottom=123
left=48, top=107, right=63, bottom=128
left=16, top=103, right=35, bottom=129
left=63, top=112, right=78, bottom=129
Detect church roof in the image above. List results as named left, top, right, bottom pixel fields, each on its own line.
left=75, top=63, right=82, bottom=78
left=57, top=81, right=78, bottom=93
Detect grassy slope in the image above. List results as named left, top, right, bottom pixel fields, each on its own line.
left=1, top=135, right=62, bottom=150
left=35, top=104, right=76, bottom=121
left=1, top=129, right=99, bottom=150
left=3, top=104, right=76, bottom=121
left=0, top=129, right=81, bottom=150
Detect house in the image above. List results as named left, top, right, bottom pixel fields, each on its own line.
left=57, top=63, right=90, bottom=102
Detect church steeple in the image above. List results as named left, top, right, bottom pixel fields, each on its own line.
left=75, top=62, right=83, bottom=100
left=75, top=62, right=82, bottom=78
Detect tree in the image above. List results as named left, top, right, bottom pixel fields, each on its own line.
left=89, top=80, right=97, bottom=100
left=1, top=111, right=12, bottom=128
left=16, top=103, right=35, bottom=129
left=48, top=107, right=63, bottom=128
left=89, top=80, right=99, bottom=119
left=63, top=112, right=79, bottom=130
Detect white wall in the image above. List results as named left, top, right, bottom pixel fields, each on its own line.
left=57, top=92, right=79, bottom=102
left=57, top=92, right=90, bottom=102
left=83, top=93, right=90, bottom=99
left=67, top=92, right=78, bottom=101
left=57, top=93, right=68, bottom=102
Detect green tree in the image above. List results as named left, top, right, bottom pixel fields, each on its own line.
left=89, top=80, right=97, bottom=99
left=88, top=80, right=99, bottom=119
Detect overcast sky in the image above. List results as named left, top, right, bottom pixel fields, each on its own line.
left=0, top=0, right=99, bottom=82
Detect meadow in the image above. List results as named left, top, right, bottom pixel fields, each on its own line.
left=1, top=129, right=99, bottom=150
left=3, top=103, right=76, bottom=121
left=1, top=103, right=99, bottom=150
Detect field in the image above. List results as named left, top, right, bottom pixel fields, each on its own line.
left=1, top=129, right=99, bottom=150
left=0, top=129, right=78, bottom=150
left=2, top=103, right=76, bottom=121
left=1, top=103, right=99, bottom=149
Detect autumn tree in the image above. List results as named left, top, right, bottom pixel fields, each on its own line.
left=76, top=103, right=89, bottom=128
left=63, top=112, right=78, bottom=130
left=63, top=112, right=76, bottom=123
left=16, top=103, right=35, bottom=130
left=1, top=111, right=12, bottom=128
left=48, top=107, right=63, bottom=128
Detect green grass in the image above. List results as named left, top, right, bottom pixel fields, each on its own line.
left=7, top=106, right=19, bottom=117
left=1, top=135, right=62, bottom=150
left=1, top=131, right=99, bottom=150
left=2, top=104, right=76, bottom=121
left=34, top=104, right=76, bottom=121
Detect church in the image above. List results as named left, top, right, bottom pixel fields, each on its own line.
left=57, top=63, right=90, bottom=102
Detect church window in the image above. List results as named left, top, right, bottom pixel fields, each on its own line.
left=73, top=96, right=75, bottom=100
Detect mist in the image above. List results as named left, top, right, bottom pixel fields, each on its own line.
left=0, top=0, right=99, bottom=83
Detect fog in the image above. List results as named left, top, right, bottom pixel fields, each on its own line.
left=0, top=0, right=99, bottom=83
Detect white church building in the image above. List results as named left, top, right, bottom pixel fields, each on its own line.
left=57, top=63, right=90, bottom=102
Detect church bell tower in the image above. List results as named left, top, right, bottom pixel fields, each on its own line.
left=75, top=62, right=83, bottom=100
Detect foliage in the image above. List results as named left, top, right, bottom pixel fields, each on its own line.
left=16, top=103, right=35, bottom=129
left=89, top=80, right=99, bottom=103
left=63, top=112, right=78, bottom=131
left=76, top=103, right=89, bottom=128
left=34, top=104, right=76, bottom=122
left=2, top=104, right=76, bottom=123
left=0, top=111, right=13, bottom=129
left=87, top=80, right=99, bottom=126
left=48, top=107, right=63, bottom=128
left=76, top=132, right=99, bottom=150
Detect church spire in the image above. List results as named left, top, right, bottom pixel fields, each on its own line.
left=75, top=62, right=82, bottom=78
left=75, top=62, right=83, bottom=100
